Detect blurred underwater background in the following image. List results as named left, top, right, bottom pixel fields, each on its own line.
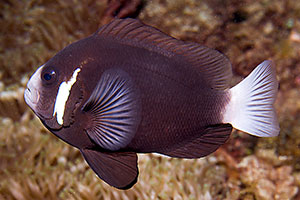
left=0, top=0, right=300, bottom=199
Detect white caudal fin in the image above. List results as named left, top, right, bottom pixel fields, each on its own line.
left=222, top=60, right=280, bottom=137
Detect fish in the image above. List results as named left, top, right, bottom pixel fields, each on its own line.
left=24, top=18, right=280, bottom=189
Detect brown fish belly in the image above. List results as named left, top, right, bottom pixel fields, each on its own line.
left=76, top=36, right=230, bottom=154
left=126, top=49, right=229, bottom=154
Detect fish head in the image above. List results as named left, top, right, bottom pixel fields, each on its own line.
left=24, top=43, right=88, bottom=133
left=24, top=63, right=62, bottom=129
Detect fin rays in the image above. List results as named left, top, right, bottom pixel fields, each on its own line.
left=82, top=69, right=140, bottom=151
left=160, top=124, right=232, bottom=158
left=96, top=18, right=232, bottom=90
left=223, top=60, right=279, bottom=137
left=80, top=149, right=138, bottom=189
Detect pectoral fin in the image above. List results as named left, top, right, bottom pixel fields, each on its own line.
left=80, top=148, right=138, bottom=189
left=82, top=69, right=141, bottom=151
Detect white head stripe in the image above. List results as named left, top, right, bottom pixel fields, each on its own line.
left=53, top=68, right=81, bottom=125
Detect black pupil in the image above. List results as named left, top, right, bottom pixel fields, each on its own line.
left=43, top=70, right=55, bottom=81
left=44, top=73, right=52, bottom=81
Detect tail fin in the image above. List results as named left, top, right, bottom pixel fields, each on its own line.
left=222, top=60, right=280, bottom=137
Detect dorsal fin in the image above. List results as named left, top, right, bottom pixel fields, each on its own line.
left=96, top=18, right=232, bottom=90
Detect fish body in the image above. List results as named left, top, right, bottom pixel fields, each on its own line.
left=24, top=18, right=279, bottom=189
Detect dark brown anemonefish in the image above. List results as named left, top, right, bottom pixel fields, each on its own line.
left=24, top=18, right=279, bottom=189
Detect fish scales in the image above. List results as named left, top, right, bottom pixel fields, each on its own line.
left=77, top=37, right=227, bottom=152
left=24, top=18, right=279, bottom=189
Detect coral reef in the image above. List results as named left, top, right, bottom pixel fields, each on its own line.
left=0, top=0, right=300, bottom=199
left=102, top=0, right=144, bottom=24
left=0, top=113, right=238, bottom=199
left=238, top=155, right=298, bottom=200
left=140, top=0, right=300, bottom=90
left=0, top=0, right=107, bottom=88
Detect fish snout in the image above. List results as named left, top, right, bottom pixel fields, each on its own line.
left=24, top=65, right=44, bottom=108
left=24, top=83, right=40, bottom=107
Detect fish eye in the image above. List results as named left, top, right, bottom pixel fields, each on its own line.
left=41, top=67, right=57, bottom=85
left=43, top=72, right=53, bottom=81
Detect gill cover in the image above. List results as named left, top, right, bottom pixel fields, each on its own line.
left=53, top=68, right=81, bottom=126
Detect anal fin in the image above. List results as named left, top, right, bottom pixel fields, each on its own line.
left=159, top=124, right=232, bottom=159
left=80, top=148, right=138, bottom=189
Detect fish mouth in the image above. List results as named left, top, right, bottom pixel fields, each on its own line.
left=24, top=86, right=40, bottom=108
left=24, top=65, right=43, bottom=109
left=24, top=86, right=57, bottom=125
